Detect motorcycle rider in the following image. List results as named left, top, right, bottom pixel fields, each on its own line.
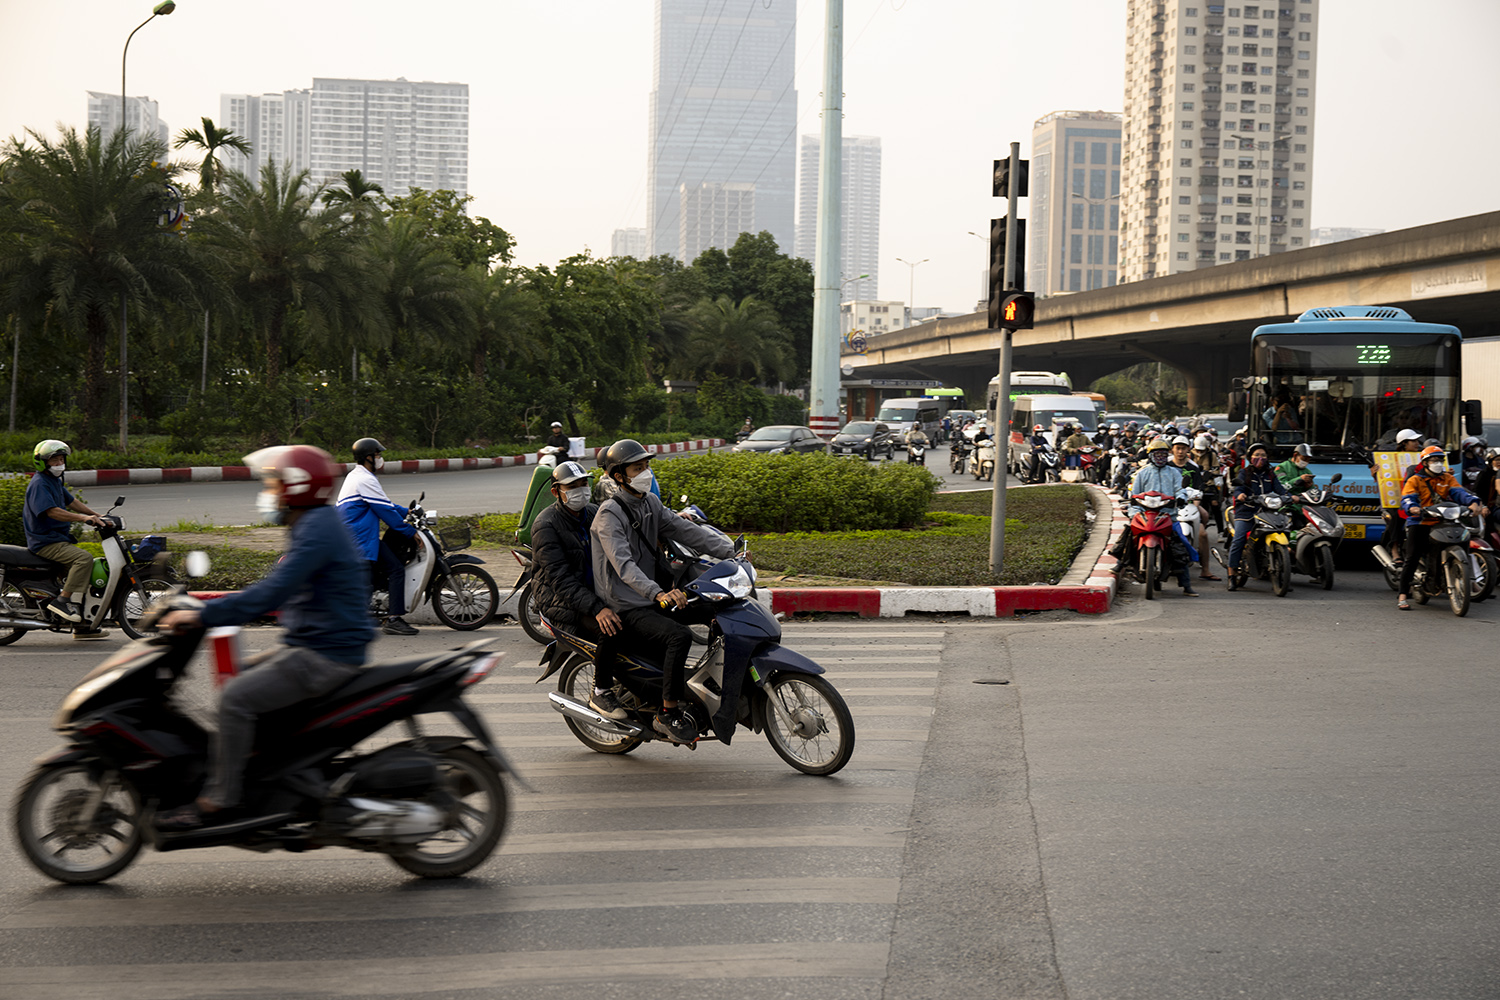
left=905, top=425, right=929, bottom=464
left=22, top=439, right=108, bottom=636
left=1169, top=435, right=1218, bottom=581
left=1227, top=442, right=1289, bottom=591
left=156, top=445, right=374, bottom=829
left=337, top=437, right=422, bottom=636
left=1459, top=436, right=1489, bottom=485
left=1094, top=423, right=1118, bottom=451
left=1374, top=428, right=1426, bottom=565
left=544, top=421, right=571, bottom=453
left=591, top=439, right=734, bottom=744
left=1111, top=439, right=1198, bottom=595
left=1275, top=443, right=1318, bottom=495
left=531, top=462, right=625, bottom=720
left=1396, top=445, right=1489, bottom=610
left=1061, top=424, right=1093, bottom=470
left=1476, top=448, right=1500, bottom=519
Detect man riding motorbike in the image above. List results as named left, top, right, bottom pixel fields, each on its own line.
left=1227, top=442, right=1289, bottom=591
left=337, top=437, right=422, bottom=636
left=544, top=421, right=571, bottom=453
left=22, top=439, right=109, bottom=637
left=1275, top=443, right=1318, bottom=495
left=905, top=425, right=930, bottom=465
left=1396, top=445, right=1489, bottom=611
left=532, top=462, right=625, bottom=720
left=1111, top=439, right=1198, bottom=596
left=1061, top=424, right=1093, bottom=470
left=591, top=439, right=734, bottom=744
left=156, top=445, right=375, bottom=829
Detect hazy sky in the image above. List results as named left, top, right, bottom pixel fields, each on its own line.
left=3, top=1, right=1497, bottom=313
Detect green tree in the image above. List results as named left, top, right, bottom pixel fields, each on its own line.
left=321, top=168, right=385, bottom=225
left=685, top=294, right=790, bottom=383
left=369, top=214, right=474, bottom=361
left=0, top=126, right=208, bottom=445
left=172, top=117, right=252, bottom=197
left=384, top=188, right=513, bottom=270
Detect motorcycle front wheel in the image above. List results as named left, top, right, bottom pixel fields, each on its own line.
left=1141, top=546, right=1158, bottom=600
left=1316, top=545, right=1336, bottom=591
left=389, top=745, right=507, bottom=878
left=13, top=762, right=142, bottom=884
left=559, top=656, right=642, bottom=755
left=1270, top=543, right=1292, bottom=597
left=1443, top=548, right=1471, bottom=617
left=516, top=582, right=550, bottom=644
left=763, top=673, right=855, bottom=776
left=0, top=581, right=29, bottom=645
left=115, top=576, right=168, bottom=640
left=430, top=566, right=499, bottom=630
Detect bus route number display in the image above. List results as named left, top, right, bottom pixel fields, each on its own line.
left=1356, top=344, right=1392, bottom=365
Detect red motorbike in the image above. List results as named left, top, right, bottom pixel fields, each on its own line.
left=1078, top=445, right=1101, bottom=484
left=1128, top=491, right=1179, bottom=600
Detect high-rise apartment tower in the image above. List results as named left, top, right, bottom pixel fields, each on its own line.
left=796, top=134, right=881, bottom=302
left=1028, top=111, right=1122, bottom=296
left=1121, top=0, right=1319, bottom=282
left=648, top=0, right=797, bottom=261
left=86, top=91, right=169, bottom=147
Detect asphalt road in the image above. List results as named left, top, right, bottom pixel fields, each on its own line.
left=80, top=444, right=1013, bottom=531
left=2, top=565, right=1496, bottom=998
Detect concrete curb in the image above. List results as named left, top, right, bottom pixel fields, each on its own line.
left=60, top=439, right=726, bottom=488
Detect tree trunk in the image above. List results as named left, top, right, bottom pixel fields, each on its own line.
left=266, top=308, right=284, bottom=384
left=80, top=307, right=111, bottom=448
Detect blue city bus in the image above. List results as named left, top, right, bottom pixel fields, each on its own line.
left=1231, top=306, right=1483, bottom=543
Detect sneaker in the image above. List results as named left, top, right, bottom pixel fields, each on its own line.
left=72, top=627, right=109, bottom=641
left=653, top=707, right=697, bottom=744
left=45, top=598, right=82, bottom=623
left=589, top=687, right=628, bottom=721
left=1181, top=586, right=1200, bottom=597
left=382, top=616, right=419, bottom=636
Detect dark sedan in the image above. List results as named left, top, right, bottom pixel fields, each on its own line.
left=730, top=425, right=829, bottom=455
left=829, top=421, right=896, bottom=460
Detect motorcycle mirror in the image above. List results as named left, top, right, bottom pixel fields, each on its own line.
left=184, top=550, right=212, bottom=579
left=1329, top=473, right=1342, bottom=484
left=419, top=492, right=426, bottom=503
left=114, top=495, right=126, bottom=506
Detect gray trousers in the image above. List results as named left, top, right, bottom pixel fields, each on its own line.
left=203, top=645, right=361, bottom=808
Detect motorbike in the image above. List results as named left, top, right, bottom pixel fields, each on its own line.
left=538, top=556, right=855, bottom=775
left=949, top=437, right=972, bottom=475
left=970, top=439, right=997, bottom=481
left=538, top=445, right=567, bottom=468
left=1230, top=494, right=1295, bottom=597
left=13, top=571, right=517, bottom=885
left=1077, top=445, right=1101, bottom=484
left=1381, top=501, right=1480, bottom=616
left=369, top=493, right=499, bottom=630
left=0, top=496, right=162, bottom=644
left=906, top=440, right=927, bottom=465
left=1283, top=474, right=1345, bottom=590
left=1022, top=443, right=1059, bottom=484
left=1126, top=490, right=1185, bottom=600
left=504, top=544, right=551, bottom=644
left=1110, top=448, right=1138, bottom=493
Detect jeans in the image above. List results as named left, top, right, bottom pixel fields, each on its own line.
left=1228, top=517, right=1254, bottom=571
left=371, top=536, right=407, bottom=616
left=203, top=645, right=361, bottom=808
left=619, top=604, right=715, bottom=704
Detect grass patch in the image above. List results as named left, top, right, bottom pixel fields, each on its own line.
left=169, top=543, right=280, bottom=592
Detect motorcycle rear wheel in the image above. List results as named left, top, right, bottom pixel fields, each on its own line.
left=0, top=581, right=29, bottom=645
left=1316, top=545, right=1336, bottom=591
left=516, top=582, right=550, bottom=644
left=559, top=656, right=642, bottom=755
left=430, top=566, right=499, bottom=630
left=1142, top=547, right=1158, bottom=600
left=1270, top=543, right=1292, bottom=597
left=389, top=745, right=508, bottom=878
left=763, top=674, right=855, bottom=776
left=1471, top=551, right=1497, bottom=603
left=14, top=762, right=142, bottom=884
left=1443, top=548, right=1471, bottom=617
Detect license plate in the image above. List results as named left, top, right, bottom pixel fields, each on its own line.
left=1345, top=524, right=1365, bottom=539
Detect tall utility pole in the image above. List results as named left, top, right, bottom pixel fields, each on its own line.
left=807, top=0, right=844, bottom=439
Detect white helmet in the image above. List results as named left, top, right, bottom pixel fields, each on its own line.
left=1193, top=434, right=1213, bottom=451
left=1172, top=435, right=1191, bottom=447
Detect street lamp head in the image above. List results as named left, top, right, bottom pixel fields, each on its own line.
left=154, top=1, right=177, bottom=14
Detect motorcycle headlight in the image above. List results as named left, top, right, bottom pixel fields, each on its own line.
left=1263, top=496, right=1283, bottom=510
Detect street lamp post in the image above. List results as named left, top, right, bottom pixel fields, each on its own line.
left=118, top=0, right=176, bottom=452
left=895, top=257, right=927, bottom=330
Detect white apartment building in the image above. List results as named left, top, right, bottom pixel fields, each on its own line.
left=1310, top=226, right=1383, bottom=246
left=1028, top=111, right=1123, bottom=296
left=611, top=227, right=650, bottom=258
left=796, top=134, right=882, bottom=302
left=840, top=300, right=905, bottom=338
left=86, top=91, right=170, bottom=147
left=1121, top=0, right=1320, bottom=282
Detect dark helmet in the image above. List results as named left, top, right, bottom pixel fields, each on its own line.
left=1246, top=441, right=1270, bottom=459
left=551, top=460, right=590, bottom=486
left=244, top=445, right=338, bottom=508
left=602, top=439, right=651, bottom=477
left=352, top=437, right=385, bottom=465
left=32, top=439, right=70, bottom=473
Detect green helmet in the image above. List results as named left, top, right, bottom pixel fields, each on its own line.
left=32, top=439, right=70, bottom=473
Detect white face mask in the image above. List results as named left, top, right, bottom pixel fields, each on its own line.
left=48, top=463, right=65, bottom=478
left=1294, top=457, right=1308, bottom=468
left=1426, top=459, right=1445, bottom=473
left=256, top=490, right=286, bottom=525
left=563, top=486, right=590, bottom=511
left=629, top=469, right=654, bottom=494
left=373, top=455, right=385, bottom=472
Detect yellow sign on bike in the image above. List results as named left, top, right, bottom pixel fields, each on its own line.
left=1370, top=452, right=1413, bottom=509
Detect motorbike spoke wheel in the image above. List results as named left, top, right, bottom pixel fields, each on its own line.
left=1270, top=543, right=1292, bottom=597
left=390, top=745, right=507, bottom=878
left=0, top=580, right=29, bottom=645
left=1316, top=545, right=1336, bottom=591
left=560, top=656, right=642, bottom=755
left=1443, top=548, right=1471, bottom=617
left=1470, top=552, right=1497, bottom=603
left=1141, top=547, right=1158, bottom=600
left=763, top=674, right=855, bottom=776
left=516, top=583, right=551, bottom=644
left=114, top=577, right=169, bottom=640
left=13, top=763, right=142, bottom=884
left=430, top=566, right=499, bottom=631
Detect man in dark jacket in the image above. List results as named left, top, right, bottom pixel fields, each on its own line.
left=531, top=462, right=624, bottom=720
left=1227, top=441, right=1290, bottom=590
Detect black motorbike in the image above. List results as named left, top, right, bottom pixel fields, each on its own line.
left=13, top=587, right=518, bottom=884
left=1229, top=494, right=1295, bottom=597
left=949, top=438, right=972, bottom=475
left=1284, top=474, right=1345, bottom=590
left=1400, top=502, right=1480, bottom=617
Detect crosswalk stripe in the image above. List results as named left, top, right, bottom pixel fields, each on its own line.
left=786, top=644, right=944, bottom=651
left=6, top=941, right=893, bottom=999
left=513, top=786, right=912, bottom=813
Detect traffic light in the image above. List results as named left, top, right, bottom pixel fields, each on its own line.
left=993, top=157, right=1029, bottom=199
left=987, top=217, right=1026, bottom=328
left=998, top=291, right=1035, bottom=331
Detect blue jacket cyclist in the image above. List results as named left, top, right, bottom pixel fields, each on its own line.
left=22, top=439, right=108, bottom=632
left=156, top=445, right=374, bottom=831
left=337, top=437, right=421, bottom=636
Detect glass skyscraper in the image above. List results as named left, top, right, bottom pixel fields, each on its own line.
left=648, top=0, right=797, bottom=260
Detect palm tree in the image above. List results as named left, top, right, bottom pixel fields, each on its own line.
left=322, top=169, right=385, bottom=225
left=0, top=126, right=207, bottom=446
left=195, top=160, right=387, bottom=386
left=470, top=266, right=540, bottom=378
left=173, top=117, right=251, bottom=197
left=684, top=294, right=790, bottom=383
left=369, top=214, right=473, bottom=362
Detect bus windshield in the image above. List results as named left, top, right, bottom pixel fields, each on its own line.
left=1250, top=333, right=1460, bottom=456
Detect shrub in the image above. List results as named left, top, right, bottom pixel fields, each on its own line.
left=0, top=474, right=28, bottom=546
left=653, top=451, right=940, bottom=532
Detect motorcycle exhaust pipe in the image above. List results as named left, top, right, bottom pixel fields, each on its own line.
left=547, top=692, right=645, bottom=737
left=1371, top=545, right=1397, bottom=572
left=0, top=617, right=52, bottom=631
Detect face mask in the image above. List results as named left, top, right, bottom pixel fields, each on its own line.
left=48, top=463, right=65, bottom=478
left=373, top=455, right=385, bottom=472
left=1426, top=460, right=1445, bottom=473
left=1250, top=455, right=1268, bottom=468
left=1294, top=458, right=1308, bottom=468
left=1151, top=451, right=1169, bottom=466
left=256, top=490, right=286, bottom=525
left=629, top=469, right=654, bottom=494
left=563, top=486, right=589, bottom=511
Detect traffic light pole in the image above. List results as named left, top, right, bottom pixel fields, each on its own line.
left=807, top=0, right=844, bottom=440
left=989, top=142, right=1022, bottom=575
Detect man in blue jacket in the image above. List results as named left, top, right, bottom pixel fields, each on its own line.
left=337, top=437, right=421, bottom=635
left=22, top=439, right=108, bottom=633
left=156, top=445, right=374, bottom=829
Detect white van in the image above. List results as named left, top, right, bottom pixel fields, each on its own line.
left=875, top=397, right=942, bottom=448
left=1007, top=394, right=1099, bottom=470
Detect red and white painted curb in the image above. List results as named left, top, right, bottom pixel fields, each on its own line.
left=767, top=584, right=1112, bottom=619
left=59, top=440, right=726, bottom=488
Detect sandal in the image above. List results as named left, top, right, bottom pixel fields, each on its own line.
left=1397, top=598, right=1411, bottom=611
left=1199, top=572, right=1222, bottom=581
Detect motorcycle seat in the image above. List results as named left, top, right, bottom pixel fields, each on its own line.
left=0, top=544, right=60, bottom=569
left=318, top=650, right=457, bottom=706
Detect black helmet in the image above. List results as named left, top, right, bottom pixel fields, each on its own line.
left=551, top=461, right=590, bottom=486
left=602, top=438, right=651, bottom=477
left=352, top=438, right=385, bottom=464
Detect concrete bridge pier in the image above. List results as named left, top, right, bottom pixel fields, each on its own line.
left=1131, top=342, right=1242, bottom=411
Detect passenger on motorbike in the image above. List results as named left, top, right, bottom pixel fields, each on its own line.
left=337, top=437, right=422, bottom=636
left=532, top=462, right=625, bottom=720
left=1275, top=443, right=1318, bottom=495
left=156, top=445, right=375, bottom=829
left=1227, top=442, right=1289, bottom=590
left=1094, top=423, right=1118, bottom=451
left=1460, top=436, right=1489, bottom=484
left=1373, top=428, right=1426, bottom=564
left=1168, top=436, right=1218, bottom=581
left=1396, top=446, right=1488, bottom=610
left=591, top=439, right=734, bottom=744
left=1112, top=439, right=1197, bottom=595
left=1476, top=448, right=1500, bottom=515
left=22, top=439, right=109, bottom=635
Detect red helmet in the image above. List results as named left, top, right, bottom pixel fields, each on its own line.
left=244, top=445, right=338, bottom=507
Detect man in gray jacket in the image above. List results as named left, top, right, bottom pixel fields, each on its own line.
left=591, top=439, right=734, bottom=743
